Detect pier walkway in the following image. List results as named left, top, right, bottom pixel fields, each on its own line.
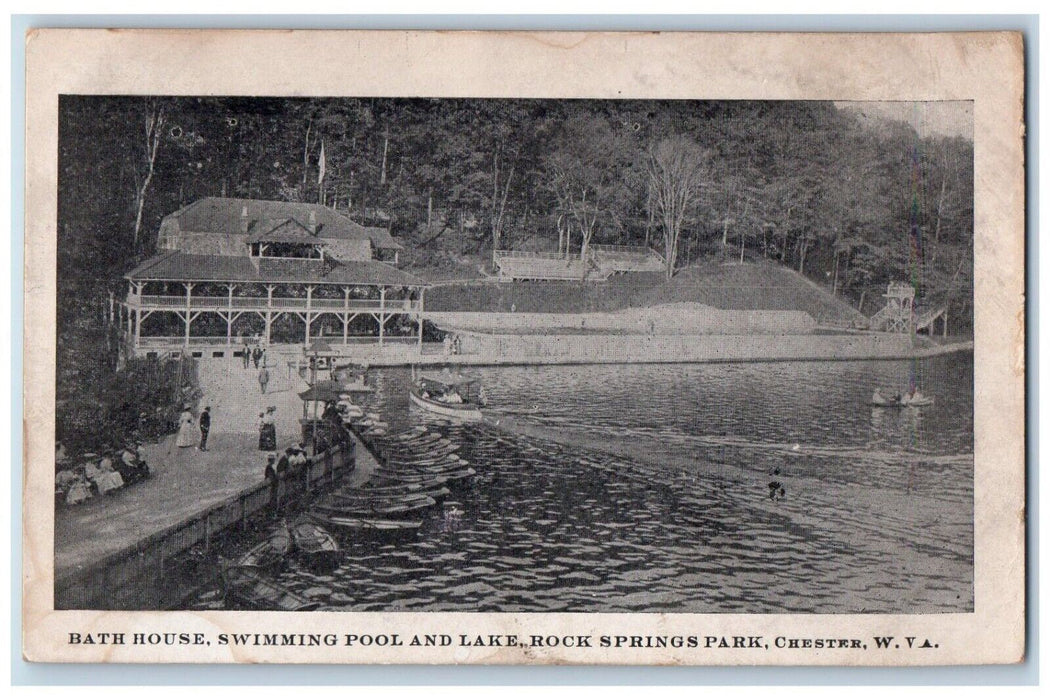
left=54, top=354, right=326, bottom=579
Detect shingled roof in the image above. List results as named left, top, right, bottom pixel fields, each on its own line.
left=246, top=218, right=322, bottom=245
left=126, top=252, right=426, bottom=287
left=166, top=197, right=402, bottom=250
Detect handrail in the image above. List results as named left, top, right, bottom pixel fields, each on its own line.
left=136, top=295, right=418, bottom=312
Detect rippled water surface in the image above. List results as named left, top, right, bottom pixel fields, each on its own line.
left=193, top=353, right=973, bottom=613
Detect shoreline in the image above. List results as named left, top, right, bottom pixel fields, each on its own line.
left=352, top=336, right=973, bottom=368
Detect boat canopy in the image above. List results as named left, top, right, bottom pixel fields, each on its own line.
left=418, top=371, right=478, bottom=388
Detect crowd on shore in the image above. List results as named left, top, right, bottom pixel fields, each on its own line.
left=54, top=440, right=151, bottom=506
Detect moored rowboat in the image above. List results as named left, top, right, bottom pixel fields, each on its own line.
left=219, top=559, right=321, bottom=611
left=310, top=513, right=423, bottom=535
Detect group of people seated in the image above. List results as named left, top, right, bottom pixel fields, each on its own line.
left=55, top=441, right=150, bottom=506
left=418, top=382, right=465, bottom=404
left=871, top=387, right=928, bottom=406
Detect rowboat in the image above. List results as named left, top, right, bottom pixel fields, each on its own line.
left=343, top=482, right=451, bottom=498
left=235, top=538, right=286, bottom=571
left=314, top=495, right=437, bottom=517
left=287, top=519, right=340, bottom=562
left=384, top=453, right=461, bottom=469
left=373, top=466, right=476, bottom=482
left=322, top=490, right=437, bottom=508
left=366, top=474, right=450, bottom=490
left=219, top=558, right=321, bottom=611
left=309, top=513, right=424, bottom=535
left=375, top=436, right=451, bottom=452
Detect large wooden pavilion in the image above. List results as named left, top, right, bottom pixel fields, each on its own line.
left=112, top=198, right=427, bottom=357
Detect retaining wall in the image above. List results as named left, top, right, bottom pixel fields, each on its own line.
left=427, top=302, right=816, bottom=335
left=456, top=331, right=914, bottom=364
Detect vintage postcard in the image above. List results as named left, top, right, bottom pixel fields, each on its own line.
left=22, top=29, right=1024, bottom=665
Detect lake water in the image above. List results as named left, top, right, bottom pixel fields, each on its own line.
left=193, top=352, right=973, bottom=613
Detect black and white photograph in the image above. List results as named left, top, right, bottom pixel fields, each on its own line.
left=52, top=94, right=976, bottom=614
left=22, top=29, right=1024, bottom=666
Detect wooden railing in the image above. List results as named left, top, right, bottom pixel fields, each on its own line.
left=135, top=295, right=418, bottom=312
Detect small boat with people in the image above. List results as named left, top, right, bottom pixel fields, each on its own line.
left=870, top=387, right=935, bottom=408
left=409, top=369, right=486, bottom=421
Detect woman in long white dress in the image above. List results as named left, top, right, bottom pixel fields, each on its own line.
left=175, top=407, right=198, bottom=448
left=94, top=456, right=125, bottom=495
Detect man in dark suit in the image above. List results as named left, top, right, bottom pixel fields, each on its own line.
left=198, top=406, right=211, bottom=451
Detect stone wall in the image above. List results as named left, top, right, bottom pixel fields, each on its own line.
left=456, top=331, right=914, bottom=364
left=428, top=302, right=817, bottom=335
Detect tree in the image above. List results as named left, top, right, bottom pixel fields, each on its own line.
left=132, top=98, right=166, bottom=247
left=647, top=135, right=710, bottom=278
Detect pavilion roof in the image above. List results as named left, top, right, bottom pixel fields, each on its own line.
left=167, top=197, right=402, bottom=250
left=125, top=252, right=426, bottom=287
left=246, top=218, right=323, bottom=245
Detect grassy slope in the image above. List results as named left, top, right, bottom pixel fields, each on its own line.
left=424, top=260, right=867, bottom=326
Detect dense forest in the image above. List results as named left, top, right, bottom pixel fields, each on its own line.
left=58, top=96, right=974, bottom=327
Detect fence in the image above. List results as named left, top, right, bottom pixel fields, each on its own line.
left=54, top=439, right=356, bottom=610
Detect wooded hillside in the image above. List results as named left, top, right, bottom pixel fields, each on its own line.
left=58, top=97, right=974, bottom=330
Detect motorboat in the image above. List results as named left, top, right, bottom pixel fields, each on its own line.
left=409, top=370, right=485, bottom=421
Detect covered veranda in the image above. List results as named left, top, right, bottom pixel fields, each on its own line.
left=115, top=252, right=430, bottom=356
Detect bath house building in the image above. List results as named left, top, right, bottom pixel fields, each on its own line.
left=114, top=197, right=428, bottom=358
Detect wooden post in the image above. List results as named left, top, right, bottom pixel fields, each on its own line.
left=134, top=308, right=141, bottom=349
left=183, top=283, right=194, bottom=346
left=342, top=287, right=350, bottom=346
left=417, top=287, right=425, bottom=350
left=265, top=285, right=275, bottom=345
left=305, top=285, right=313, bottom=345
left=226, top=284, right=235, bottom=345
left=378, top=287, right=385, bottom=346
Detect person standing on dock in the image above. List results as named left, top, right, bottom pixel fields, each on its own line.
left=242, top=342, right=251, bottom=369
left=175, top=405, right=198, bottom=449
left=258, top=365, right=270, bottom=395
left=252, top=347, right=262, bottom=369
left=258, top=407, right=277, bottom=451
left=198, top=406, right=211, bottom=451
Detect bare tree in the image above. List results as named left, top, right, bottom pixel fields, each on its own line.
left=132, top=98, right=165, bottom=247
left=647, top=136, right=710, bottom=279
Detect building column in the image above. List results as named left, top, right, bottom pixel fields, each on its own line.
left=417, top=287, right=425, bottom=350
left=305, top=285, right=314, bottom=345
left=226, top=283, right=236, bottom=345
left=378, top=287, right=385, bottom=346
left=265, top=285, right=275, bottom=345
left=183, top=282, right=194, bottom=346
left=134, top=308, right=141, bottom=349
